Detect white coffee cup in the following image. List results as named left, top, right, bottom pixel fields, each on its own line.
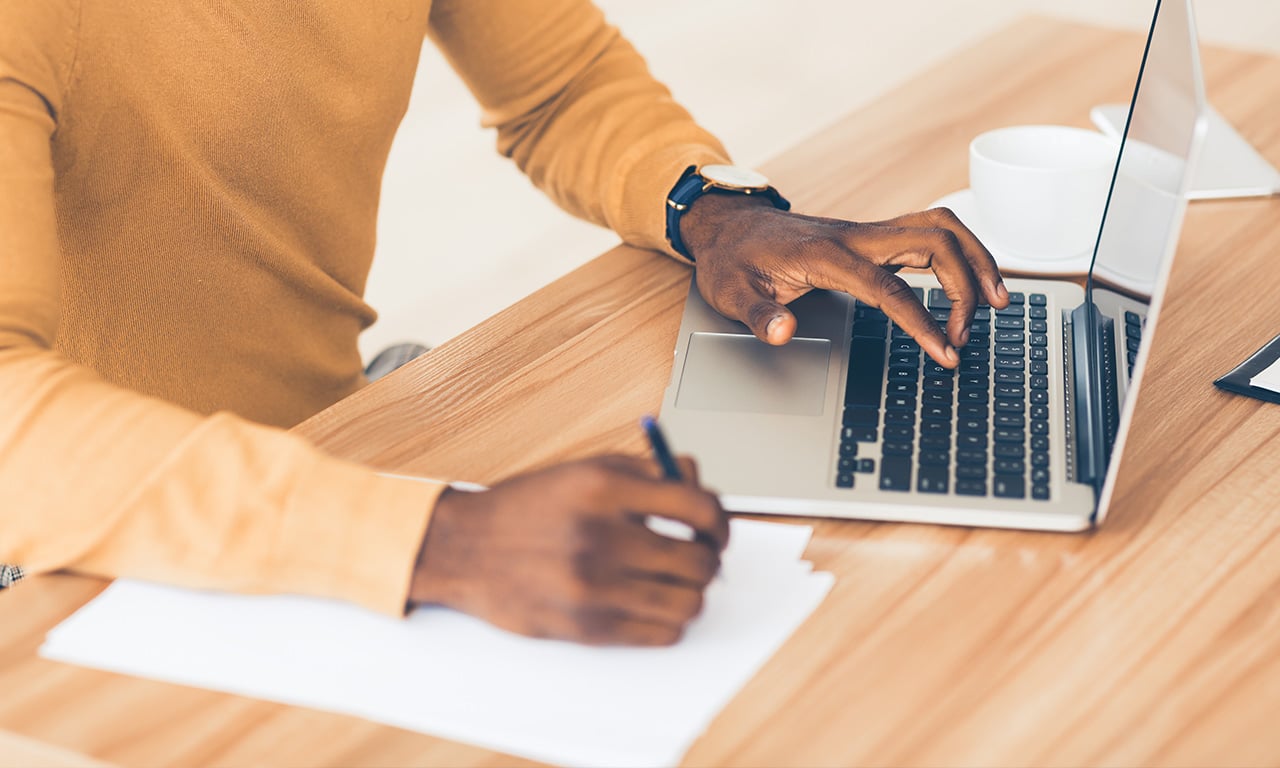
left=969, top=125, right=1118, bottom=260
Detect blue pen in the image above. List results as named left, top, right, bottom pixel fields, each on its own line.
left=640, top=415, right=682, bottom=481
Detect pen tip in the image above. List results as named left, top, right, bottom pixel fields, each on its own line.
left=640, top=414, right=657, bottom=430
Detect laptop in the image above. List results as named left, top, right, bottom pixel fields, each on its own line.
left=658, top=0, right=1209, bottom=532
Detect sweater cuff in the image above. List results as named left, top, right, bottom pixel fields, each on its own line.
left=280, top=461, right=443, bottom=617
left=605, top=130, right=729, bottom=263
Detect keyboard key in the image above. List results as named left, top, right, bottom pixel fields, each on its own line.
left=1007, top=291, right=1025, bottom=305
left=1029, top=293, right=1047, bottom=306
left=923, top=376, right=953, bottom=390
left=1032, top=484, right=1050, bottom=500
left=887, top=381, right=916, bottom=396
left=995, top=305, right=1025, bottom=317
left=994, top=413, right=1025, bottom=428
left=883, top=425, right=914, bottom=441
left=839, top=440, right=859, bottom=457
left=994, top=428, right=1025, bottom=443
left=995, top=330, right=1024, bottom=343
left=973, top=307, right=991, bottom=321
left=957, top=449, right=987, bottom=465
left=1030, top=404, right=1049, bottom=420
left=956, top=433, right=987, bottom=449
left=846, top=336, right=887, bottom=406
left=921, top=404, right=952, bottom=421
left=923, top=362, right=952, bottom=377
left=1029, top=347, right=1048, bottom=361
left=920, top=434, right=951, bottom=450
left=837, top=472, right=855, bottom=488
left=884, top=410, right=914, bottom=425
left=1030, top=420, right=1049, bottom=435
left=856, top=458, right=876, bottom=473
left=1029, top=375, right=1049, bottom=390
left=994, top=343, right=1025, bottom=357
left=956, top=464, right=986, bottom=480
left=1030, top=390, right=1048, bottom=405
left=850, top=426, right=877, bottom=442
left=994, top=443, right=1025, bottom=459
left=917, top=466, right=949, bottom=494
left=1029, top=360, right=1048, bottom=375
left=957, top=403, right=988, bottom=419
left=1125, top=310, right=1141, bottom=326
left=885, top=395, right=916, bottom=410
left=1125, top=324, right=1142, bottom=341
left=889, top=352, right=919, bottom=367
left=1031, top=435, right=1049, bottom=451
left=919, top=451, right=950, bottom=466
left=928, top=288, right=951, bottom=309
left=956, top=479, right=987, bottom=496
left=922, top=391, right=953, bottom=405
left=883, top=441, right=913, bottom=456
left=890, top=339, right=920, bottom=354
left=1028, top=306, right=1047, bottom=320
left=958, top=389, right=988, bottom=404
left=993, top=475, right=1025, bottom=499
left=957, top=418, right=988, bottom=434
left=1029, top=320, right=1048, bottom=333
left=888, top=367, right=918, bottom=382
left=843, top=406, right=878, bottom=427
left=994, top=398, right=1023, bottom=413
left=1031, top=467, right=1050, bottom=485
left=921, top=420, right=952, bottom=436
left=994, top=458, right=1026, bottom=475
left=1029, top=334, right=1048, bottom=347
left=995, top=357, right=1025, bottom=370
left=879, top=457, right=912, bottom=491
left=995, top=370, right=1024, bottom=385
left=1030, top=452, right=1049, bottom=467
left=995, top=384, right=1025, bottom=398
left=994, top=317, right=1025, bottom=330
left=960, top=347, right=990, bottom=362
left=958, top=374, right=988, bottom=390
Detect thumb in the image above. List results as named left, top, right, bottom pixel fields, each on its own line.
left=743, top=295, right=796, bottom=345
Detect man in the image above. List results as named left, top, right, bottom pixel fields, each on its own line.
left=0, top=0, right=1006, bottom=645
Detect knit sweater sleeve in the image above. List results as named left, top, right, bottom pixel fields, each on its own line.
left=427, top=0, right=732, bottom=260
left=0, top=0, right=440, bottom=616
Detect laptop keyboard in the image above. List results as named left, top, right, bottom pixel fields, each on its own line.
left=835, top=288, right=1052, bottom=501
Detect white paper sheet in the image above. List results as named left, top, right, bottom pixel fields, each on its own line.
left=41, top=519, right=833, bottom=768
left=1250, top=355, right=1280, bottom=394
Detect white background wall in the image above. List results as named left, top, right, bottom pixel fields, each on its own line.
left=360, top=0, right=1280, bottom=360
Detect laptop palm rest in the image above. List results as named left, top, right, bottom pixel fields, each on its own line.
left=675, top=333, right=831, bottom=416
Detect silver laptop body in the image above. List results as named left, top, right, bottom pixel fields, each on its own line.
left=659, top=0, right=1209, bottom=531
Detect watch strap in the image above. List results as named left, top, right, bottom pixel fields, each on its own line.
left=664, top=165, right=791, bottom=261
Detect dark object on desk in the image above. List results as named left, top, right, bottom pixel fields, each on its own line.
left=1214, top=333, right=1280, bottom=405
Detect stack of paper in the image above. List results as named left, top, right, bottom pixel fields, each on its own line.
left=41, top=518, right=833, bottom=767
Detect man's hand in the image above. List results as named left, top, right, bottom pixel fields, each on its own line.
left=681, top=193, right=1010, bottom=367
left=408, top=456, right=728, bottom=646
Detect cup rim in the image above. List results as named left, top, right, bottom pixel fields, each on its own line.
left=970, top=124, right=1118, bottom=174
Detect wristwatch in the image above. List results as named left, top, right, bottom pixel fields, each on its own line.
left=664, top=164, right=790, bottom=261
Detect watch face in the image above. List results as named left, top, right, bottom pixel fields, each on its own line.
left=700, top=164, right=770, bottom=190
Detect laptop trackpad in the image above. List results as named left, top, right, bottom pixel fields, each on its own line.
left=675, top=333, right=830, bottom=416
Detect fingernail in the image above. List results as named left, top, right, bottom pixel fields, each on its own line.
left=959, top=327, right=971, bottom=347
left=996, top=281, right=1009, bottom=301
left=945, top=345, right=959, bottom=365
left=765, top=315, right=783, bottom=341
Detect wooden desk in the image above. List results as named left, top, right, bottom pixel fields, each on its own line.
left=4, top=17, right=1279, bottom=767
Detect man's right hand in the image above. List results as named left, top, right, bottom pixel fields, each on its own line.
left=408, top=455, right=729, bottom=646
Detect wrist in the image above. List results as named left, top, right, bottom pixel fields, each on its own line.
left=679, top=192, right=776, bottom=262
left=408, top=488, right=477, bottom=609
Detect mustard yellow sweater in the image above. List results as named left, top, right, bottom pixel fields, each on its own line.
left=0, top=0, right=728, bottom=614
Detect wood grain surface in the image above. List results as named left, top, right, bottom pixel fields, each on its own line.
left=3, top=17, right=1279, bottom=767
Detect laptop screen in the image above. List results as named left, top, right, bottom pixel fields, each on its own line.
left=1081, top=0, right=1206, bottom=504
left=1087, top=0, right=1204, bottom=298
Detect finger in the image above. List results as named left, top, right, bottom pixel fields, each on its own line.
left=604, top=472, right=730, bottom=552
left=837, top=224, right=981, bottom=349
left=699, top=273, right=797, bottom=346
left=539, top=604, right=684, bottom=647
left=805, top=253, right=957, bottom=368
left=872, top=208, right=1009, bottom=308
left=586, top=575, right=706, bottom=627
left=616, top=523, right=721, bottom=588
